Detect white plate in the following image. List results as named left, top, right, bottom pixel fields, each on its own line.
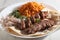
left=0, top=2, right=59, bottom=38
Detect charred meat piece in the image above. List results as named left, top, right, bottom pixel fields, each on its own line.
left=14, top=22, right=21, bottom=30
left=25, top=28, right=36, bottom=34
left=39, top=11, right=48, bottom=19
left=24, top=25, right=36, bottom=34
left=24, top=24, right=42, bottom=34
left=43, top=20, right=52, bottom=29
left=30, top=16, right=36, bottom=24
left=40, top=19, right=55, bottom=30
left=34, top=23, right=42, bottom=31
left=40, top=20, right=47, bottom=30
left=20, top=19, right=26, bottom=30
left=14, top=19, right=26, bottom=30
left=49, top=20, right=55, bottom=26
left=45, top=20, right=55, bottom=29
left=25, top=18, right=32, bottom=28
left=43, top=19, right=55, bottom=28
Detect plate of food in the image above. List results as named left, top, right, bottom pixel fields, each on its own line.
left=0, top=2, right=60, bottom=38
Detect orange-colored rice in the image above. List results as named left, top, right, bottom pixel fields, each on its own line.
left=18, top=2, right=44, bottom=17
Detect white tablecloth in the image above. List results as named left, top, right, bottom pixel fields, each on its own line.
left=0, top=0, right=60, bottom=40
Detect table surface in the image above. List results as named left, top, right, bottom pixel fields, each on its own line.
left=0, top=0, right=60, bottom=40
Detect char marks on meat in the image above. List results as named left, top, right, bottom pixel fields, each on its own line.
left=8, top=11, right=55, bottom=34
left=30, top=16, right=36, bottom=24
left=39, top=11, right=48, bottom=19
left=25, top=18, right=32, bottom=28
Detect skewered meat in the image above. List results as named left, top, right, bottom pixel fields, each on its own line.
left=21, top=19, right=55, bottom=34
left=3, top=10, right=56, bottom=34
left=11, top=16, right=55, bottom=34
